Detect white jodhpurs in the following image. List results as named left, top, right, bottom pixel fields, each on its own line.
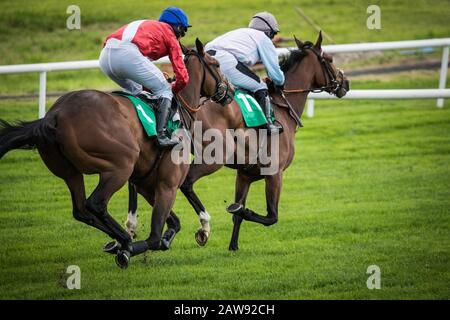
left=211, top=49, right=267, bottom=93
left=99, top=38, right=173, bottom=99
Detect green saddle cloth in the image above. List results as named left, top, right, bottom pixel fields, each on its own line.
left=113, top=91, right=180, bottom=137
left=234, top=89, right=275, bottom=128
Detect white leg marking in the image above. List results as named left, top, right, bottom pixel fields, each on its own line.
left=199, top=211, right=211, bottom=235
left=125, top=210, right=138, bottom=236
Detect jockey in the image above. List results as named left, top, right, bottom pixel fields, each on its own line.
left=99, top=7, right=191, bottom=148
left=205, top=12, right=284, bottom=135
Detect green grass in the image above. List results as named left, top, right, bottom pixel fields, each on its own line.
left=0, top=0, right=449, bottom=300
left=2, top=0, right=450, bottom=66
left=1, top=0, right=449, bottom=95
left=0, top=74, right=449, bottom=299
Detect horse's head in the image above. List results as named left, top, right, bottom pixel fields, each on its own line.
left=182, top=38, right=233, bottom=106
left=281, top=32, right=350, bottom=98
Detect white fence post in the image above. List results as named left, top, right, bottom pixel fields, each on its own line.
left=39, top=71, right=47, bottom=118
left=437, top=46, right=449, bottom=108
left=306, top=99, right=315, bottom=118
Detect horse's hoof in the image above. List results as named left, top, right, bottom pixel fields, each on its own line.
left=115, top=250, right=130, bottom=269
left=226, top=203, right=243, bottom=214
left=148, top=240, right=162, bottom=251
left=160, top=240, right=170, bottom=251
left=103, top=240, right=121, bottom=254
left=161, top=228, right=176, bottom=251
left=229, top=243, right=239, bottom=251
left=195, top=229, right=209, bottom=246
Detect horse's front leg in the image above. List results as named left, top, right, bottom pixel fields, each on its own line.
left=146, top=183, right=178, bottom=250
left=264, top=173, right=281, bottom=225
left=118, top=182, right=180, bottom=251
left=125, top=182, right=138, bottom=238
left=227, top=172, right=281, bottom=226
left=181, top=162, right=223, bottom=246
left=229, top=172, right=253, bottom=251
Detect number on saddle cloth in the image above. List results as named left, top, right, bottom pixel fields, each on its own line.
left=233, top=89, right=274, bottom=128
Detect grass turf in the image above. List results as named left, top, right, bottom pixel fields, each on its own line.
left=0, top=0, right=449, bottom=300
left=0, top=74, right=449, bottom=299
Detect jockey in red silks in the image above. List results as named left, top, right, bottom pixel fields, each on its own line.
left=99, top=7, right=191, bottom=148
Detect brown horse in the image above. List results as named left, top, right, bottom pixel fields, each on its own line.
left=126, top=32, right=349, bottom=251
left=0, top=39, right=230, bottom=268
left=126, top=32, right=349, bottom=250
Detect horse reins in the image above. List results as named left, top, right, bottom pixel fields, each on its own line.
left=176, top=50, right=232, bottom=113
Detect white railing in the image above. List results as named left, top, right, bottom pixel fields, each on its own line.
left=307, top=89, right=450, bottom=118
left=0, top=38, right=449, bottom=118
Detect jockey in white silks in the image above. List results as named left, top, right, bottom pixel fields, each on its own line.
left=205, top=12, right=285, bottom=135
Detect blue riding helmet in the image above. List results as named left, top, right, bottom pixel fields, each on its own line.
left=159, top=7, right=191, bottom=28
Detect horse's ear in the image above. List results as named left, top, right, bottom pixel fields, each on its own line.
left=315, top=31, right=323, bottom=49
left=195, top=38, right=205, bottom=56
left=180, top=43, right=189, bottom=55
left=294, top=35, right=304, bottom=49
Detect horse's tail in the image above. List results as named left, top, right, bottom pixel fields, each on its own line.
left=0, top=117, right=56, bottom=159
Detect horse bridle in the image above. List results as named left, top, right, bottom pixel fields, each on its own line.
left=181, top=50, right=233, bottom=109
left=282, top=44, right=346, bottom=96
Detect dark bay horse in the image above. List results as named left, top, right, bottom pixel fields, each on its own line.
left=0, top=39, right=230, bottom=268
left=126, top=32, right=349, bottom=250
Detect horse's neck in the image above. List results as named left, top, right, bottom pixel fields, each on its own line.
left=179, top=84, right=201, bottom=109
left=287, top=69, right=314, bottom=115
left=286, top=92, right=308, bottom=118
left=177, top=82, right=203, bottom=130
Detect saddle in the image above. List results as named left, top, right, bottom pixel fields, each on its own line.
left=112, top=91, right=181, bottom=137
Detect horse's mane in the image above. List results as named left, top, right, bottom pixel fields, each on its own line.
left=279, top=41, right=313, bottom=72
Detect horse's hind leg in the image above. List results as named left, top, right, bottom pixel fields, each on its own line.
left=85, top=170, right=133, bottom=266
left=66, top=173, right=118, bottom=237
left=38, top=145, right=115, bottom=237
left=181, top=163, right=223, bottom=246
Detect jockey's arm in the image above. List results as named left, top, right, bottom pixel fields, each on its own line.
left=166, top=38, right=189, bottom=93
left=257, top=36, right=285, bottom=87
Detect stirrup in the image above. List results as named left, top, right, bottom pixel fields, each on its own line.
left=156, top=133, right=180, bottom=149
left=265, top=122, right=283, bottom=135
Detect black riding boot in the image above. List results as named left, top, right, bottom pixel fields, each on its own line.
left=254, top=89, right=282, bottom=135
left=155, top=98, right=179, bottom=149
